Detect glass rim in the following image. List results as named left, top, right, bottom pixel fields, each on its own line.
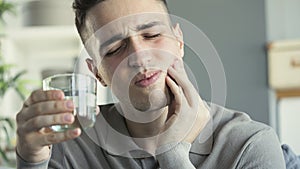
left=42, top=73, right=96, bottom=82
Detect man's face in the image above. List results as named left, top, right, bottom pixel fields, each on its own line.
left=85, top=0, right=184, bottom=112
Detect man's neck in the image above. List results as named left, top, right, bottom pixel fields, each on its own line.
left=124, top=106, right=169, bottom=153
left=125, top=106, right=168, bottom=138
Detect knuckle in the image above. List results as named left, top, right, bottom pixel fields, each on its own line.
left=52, top=114, right=63, bottom=124
left=16, top=127, right=24, bottom=137
left=16, top=126, right=30, bottom=140
left=46, top=90, right=63, bottom=100
left=33, top=105, right=43, bottom=114
left=22, top=101, right=29, bottom=108
left=46, top=132, right=70, bottom=144
left=31, top=117, right=40, bottom=127
left=29, top=90, right=36, bottom=100
left=46, top=133, right=57, bottom=143
left=31, top=90, right=43, bottom=102
left=46, top=90, right=55, bottom=100
left=16, top=112, right=23, bottom=123
left=64, top=131, right=73, bottom=140
left=53, top=100, right=62, bottom=110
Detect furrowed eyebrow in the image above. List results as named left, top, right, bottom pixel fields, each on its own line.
left=135, top=21, right=164, bottom=31
left=100, top=21, right=164, bottom=52
left=100, top=34, right=126, bottom=52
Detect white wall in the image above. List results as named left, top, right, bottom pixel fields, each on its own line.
left=266, top=0, right=300, bottom=41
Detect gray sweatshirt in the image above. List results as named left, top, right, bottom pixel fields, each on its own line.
left=17, top=103, right=286, bottom=169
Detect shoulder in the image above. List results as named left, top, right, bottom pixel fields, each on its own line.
left=208, top=102, right=273, bottom=139
left=208, top=105, right=285, bottom=168
left=191, top=103, right=285, bottom=168
left=200, top=102, right=280, bottom=155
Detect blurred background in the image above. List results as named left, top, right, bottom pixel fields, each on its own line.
left=0, top=0, right=300, bottom=167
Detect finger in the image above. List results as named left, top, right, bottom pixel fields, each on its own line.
left=170, top=59, right=189, bottom=80
left=166, top=76, right=182, bottom=111
left=43, top=128, right=81, bottom=146
left=22, top=112, right=75, bottom=132
left=24, top=90, right=64, bottom=108
left=20, top=100, right=74, bottom=122
left=168, top=64, right=197, bottom=106
left=96, top=106, right=100, bottom=115
left=26, top=128, right=81, bottom=147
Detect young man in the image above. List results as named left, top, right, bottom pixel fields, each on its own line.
left=16, top=0, right=286, bottom=168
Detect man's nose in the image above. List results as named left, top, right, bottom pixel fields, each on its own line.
left=128, top=39, right=152, bottom=67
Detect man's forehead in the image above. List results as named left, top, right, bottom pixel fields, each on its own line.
left=86, top=12, right=171, bottom=49
left=96, top=14, right=168, bottom=34
left=85, top=0, right=168, bottom=32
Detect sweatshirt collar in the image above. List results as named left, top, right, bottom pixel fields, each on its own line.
left=96, top=103, right=213, bottom=157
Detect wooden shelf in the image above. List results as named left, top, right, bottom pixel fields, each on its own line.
left=267, top=39, right=300, bottom=52
left=276, top=89, right=300, bottom=99
left=5, top=25, right=80, bottom=42
left=4, top=26, right=82, bottom=58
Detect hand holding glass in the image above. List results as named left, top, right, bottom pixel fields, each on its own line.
left=43, top=73, right=97, bottom=132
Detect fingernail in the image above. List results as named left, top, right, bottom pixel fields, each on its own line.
left=66, top=100, right=74, bottom=109
left=64, top=114, right=73, bottom=122
left=72, top=128, right=80, bottom=136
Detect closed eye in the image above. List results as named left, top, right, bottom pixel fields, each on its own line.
left=143, top=33, right=161, bottom=40
left=105, top=41, right=127, bottom=56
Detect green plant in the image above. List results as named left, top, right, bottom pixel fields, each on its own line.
left=0, top=58, right=27, bottom=100
left=0, top=0, right=28, bottom=100
left=0, top=1, right=18, bottom=167
left=0, top=0, right=15, bottom=22
left=0, top=57, right=23, bottom=167
left=0, top=117, right=15, bottom=166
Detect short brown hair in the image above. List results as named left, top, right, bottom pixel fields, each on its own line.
left=72, top=0, right=168, bottom=43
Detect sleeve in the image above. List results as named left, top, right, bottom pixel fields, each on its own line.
left=237, top=127, right=286, bottom=169
left=16, top=145, right=66, bottom=169
left=281, top=144, right=300, bottom=169
left=155, top=142, right=195, bottom=169
left=16, top=151, right=50, bottom=169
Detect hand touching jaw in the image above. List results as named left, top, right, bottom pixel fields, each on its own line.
left=123, top=59, right=210, bottom=154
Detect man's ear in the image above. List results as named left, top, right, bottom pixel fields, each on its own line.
left=86, top=58, right=95, bottom=74
left=86, top=58, right=107, bottom=87
left=173, top=23, right=184, bottom=58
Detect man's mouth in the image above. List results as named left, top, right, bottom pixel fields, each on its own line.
left=135, top=70, right=161, bottom=87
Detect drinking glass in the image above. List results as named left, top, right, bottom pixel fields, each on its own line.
left=43, top=73, right=97, bottom=132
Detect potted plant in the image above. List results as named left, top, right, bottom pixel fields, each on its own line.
left=0, top=117, right=15, bottom=167
left=0, top=0, right=21, bottom=167
left=0, top=0, right=14, bottom=19
left=0, top=55, right=27, bottom=100
left=0, top=0, right=14, bottom=33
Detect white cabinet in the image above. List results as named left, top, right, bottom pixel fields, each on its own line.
left=268, top=40, right=300, bottom=89
left=278, top=97, right=300, bottom=154
left=268, top=40, right=300, bottom=155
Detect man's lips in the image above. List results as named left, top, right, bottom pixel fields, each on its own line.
left=135, top=70, right=161, bottom=87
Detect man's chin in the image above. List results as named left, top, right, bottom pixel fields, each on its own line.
left=126, top=81, right=173, bottom=112
left=131, top=91, right=171, bottom=112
